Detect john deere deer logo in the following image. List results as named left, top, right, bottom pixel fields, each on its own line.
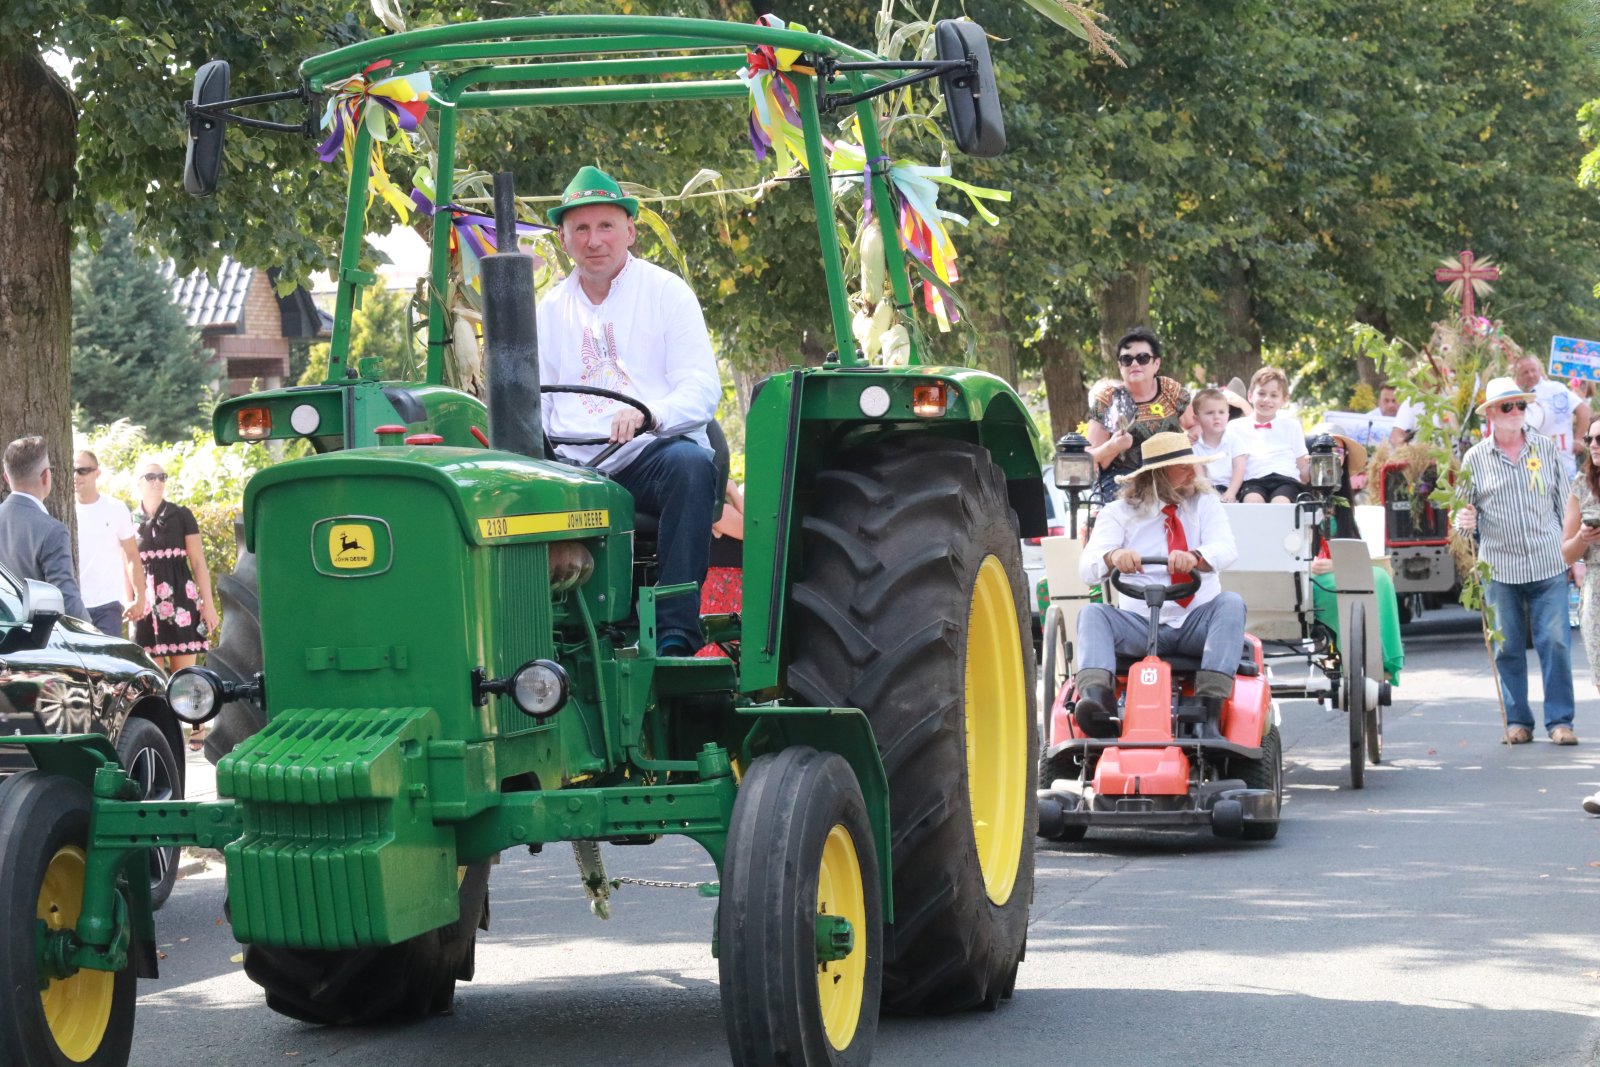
left=329, top=524, right=375, bottom=569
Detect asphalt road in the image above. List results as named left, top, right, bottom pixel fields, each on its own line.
left=128, top=606, right=1600, bottom=1067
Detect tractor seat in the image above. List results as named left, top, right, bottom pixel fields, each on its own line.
left=1115, top=641, right=1260, bottom=678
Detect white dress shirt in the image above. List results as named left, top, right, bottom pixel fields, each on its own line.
left=1080, top=490, right=1239, bottom=626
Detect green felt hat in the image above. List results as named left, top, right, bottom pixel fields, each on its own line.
left=548, top=165, right=638, bottom=225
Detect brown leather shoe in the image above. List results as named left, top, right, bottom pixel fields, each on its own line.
left=1551, top=726, right=1578, bottom=746
left=1506, top=726, right=1533, bottom=744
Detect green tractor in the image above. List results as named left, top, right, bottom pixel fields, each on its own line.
left=0, top=16, right=1048, bottom=1066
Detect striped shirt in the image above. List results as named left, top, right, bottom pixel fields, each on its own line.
left=1459, top=430, right=1568, bottom=585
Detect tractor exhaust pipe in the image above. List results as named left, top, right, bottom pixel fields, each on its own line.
left=481, top=170, right=545, bottom=459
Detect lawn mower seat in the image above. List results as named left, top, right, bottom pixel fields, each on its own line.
left=633, top=420, right=730, bottom=579
left=1115, top=641, right=1260, bottom=679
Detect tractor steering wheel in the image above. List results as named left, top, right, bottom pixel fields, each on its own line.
left=1108, top=555, right=1203, bottom=608
left=540, top=385, right=656, bottom=468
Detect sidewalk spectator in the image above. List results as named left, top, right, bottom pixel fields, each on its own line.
left=133, top=459, right=218, bottom=746
left=1560, top=428, right=1600, bottom=702
left=1513, top=354, right=1588, bottom=481
left=73, top=450, right=146, bottom=637
left=0, top=436, right=86, bottom=618
left=1456, top=378, right=1575, bottom=745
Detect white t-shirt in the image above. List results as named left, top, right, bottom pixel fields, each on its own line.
left=537, top=254, right=721, bottom=473
left=1529, top=378, right=1577, bottom=480
left=75, top=494, right=135, bottom=607
left=1191, top=434, right=1239, bottom=486
left=1224, top=417, right=1307, bottom=480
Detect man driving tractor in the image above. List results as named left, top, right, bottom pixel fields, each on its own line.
left=537, top=165, right=722, bottom=656
left=1072, top=432, right=1244, bottom=737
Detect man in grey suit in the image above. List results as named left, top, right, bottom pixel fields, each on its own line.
left=0, top=436, right=86, bottom=619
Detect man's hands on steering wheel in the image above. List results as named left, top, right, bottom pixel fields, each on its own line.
left=1105, top=548, right=1200, bottom=575
left=541, top=385, right=656, bottom=467
left=1107, top=554, right=1203, bottom=604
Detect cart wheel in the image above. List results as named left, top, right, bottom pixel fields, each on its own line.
left=720, top=747, right=883, bottom=1066
left=1345, top=603, right=1368, bottom=790
left=0, top=772, right=138, bottom=1067
left=1040, top=604, right=1070, bottom=736
left=1365, top=696, right=1383, bottom=765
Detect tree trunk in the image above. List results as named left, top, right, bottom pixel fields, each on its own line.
left=1215, top=258, right=1262, bottom=388
left=1354, top=305, right=1392, bottom=386
left=1038, top=335, right=1090, bottom=444
left=1095, top=264, right=1151, bottom=367
left=0, top=50, right=77, bottom=528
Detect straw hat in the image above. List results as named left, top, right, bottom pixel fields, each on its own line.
left=1475, top=376, right=1537, bottom=416
left=1114, top=431, right=1215, bottom=483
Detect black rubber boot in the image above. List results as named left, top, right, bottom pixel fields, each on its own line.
left=1074, top=685, right=1120, bottom=738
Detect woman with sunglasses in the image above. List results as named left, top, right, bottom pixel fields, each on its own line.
left=133, top=460, right=219, bottom=745
left=1456, top=378, right=1576, bottom=745
left=1085, top=326, right=1195, bottom=504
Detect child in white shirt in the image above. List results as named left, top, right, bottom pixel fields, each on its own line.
left=1225, top=366, right=1308, bottom=503
left=1190, top=387, right=1246, bottom=501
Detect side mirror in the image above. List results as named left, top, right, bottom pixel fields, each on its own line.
left=184, top=59, right=232, bottom=197
left=936, top=20, right=1006, bottom=158
left=23, top=579, right=63, bottom=643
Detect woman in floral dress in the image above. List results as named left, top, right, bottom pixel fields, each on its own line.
left=133, top=460, right=219, bottom=745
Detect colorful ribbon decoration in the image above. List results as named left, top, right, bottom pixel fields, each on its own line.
left=738, top=14, right=817, bottom=172
left=317, top=59, right=433, bottom=222
left=831, top=141, right=1012, bottom=330
left=410, top=175, right=551, bottom=290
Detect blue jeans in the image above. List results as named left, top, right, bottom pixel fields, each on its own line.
left=611, top=436, right=718, bottom=648
left=1484, top=574, right=1575, bottom=732
left=1076, top=591, right=1247, bottom=694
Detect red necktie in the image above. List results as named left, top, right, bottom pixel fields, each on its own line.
left=1162, top=503, right=1196, bottom=607
left=1255, top=422, right=1272, bottom=429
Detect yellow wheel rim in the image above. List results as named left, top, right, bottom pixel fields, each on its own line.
left=38, top=845, right=114, bottom=1063
left=964, top=555, right=1027, bottom=906
left=816, top=824, right=868, bottom=1052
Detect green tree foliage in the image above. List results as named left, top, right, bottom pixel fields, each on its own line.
left=299, top=285, right=421, bottom=385
left=71, top=213, right=214, bottom=441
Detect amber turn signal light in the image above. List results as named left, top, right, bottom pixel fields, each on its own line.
left=236, top=407, right=272, bottom=440
left=911, top=382, right=948, bottom=418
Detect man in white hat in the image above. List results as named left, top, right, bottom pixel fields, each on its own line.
left=1456, top=377, right=1576, bottom=745
left=1074, top=432, right=1243, bottom=736
left=537, top=165, right=722, bottom=656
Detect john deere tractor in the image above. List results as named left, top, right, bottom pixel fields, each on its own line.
left=0, top=16, right=1047, bottom=1066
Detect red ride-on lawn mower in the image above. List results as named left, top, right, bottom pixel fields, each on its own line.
left=1036, top=558, right=1284, bottom=843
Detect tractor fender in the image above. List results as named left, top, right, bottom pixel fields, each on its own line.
left=737, top=705, right=893, bottom=920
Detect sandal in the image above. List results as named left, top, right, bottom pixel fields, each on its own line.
left=1551, top=726, right=1579, bottom=746
left=1505, top=726, right=1533, bottom=745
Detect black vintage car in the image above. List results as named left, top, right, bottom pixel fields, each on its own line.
left=0, top=562, right=186, bottom=907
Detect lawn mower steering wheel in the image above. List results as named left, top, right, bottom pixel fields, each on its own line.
left=540, top=385, right=656, bottom=468
left=1109, top=555, right=1203, bottom=607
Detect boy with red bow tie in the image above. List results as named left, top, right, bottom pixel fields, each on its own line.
left=1225, top=366, right=1309, bottom=503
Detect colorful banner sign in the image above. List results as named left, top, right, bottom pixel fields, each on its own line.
left=1549, top=335, right=1600, bottom=382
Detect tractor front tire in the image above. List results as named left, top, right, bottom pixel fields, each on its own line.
left=0, top=772, right=138, bottom=1067
left=789, top=435, right=1037, bottom=1014
left=720, top=747, right=883, bottom=1066
left=243, top=860, right=491, bottom=1025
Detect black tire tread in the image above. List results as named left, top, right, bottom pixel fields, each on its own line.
left=114, top=716, right=183, bottom=910
left=787, top=434, right=1037, bottom=1014
left=203, top=529, right=265, bottom=764
left=1237, top=726, right=1282, bottom=842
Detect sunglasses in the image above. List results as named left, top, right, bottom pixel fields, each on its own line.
left=1496, top=401, right=1527, bottom=413
left=1117, top=352, right=1156, bottom=367
left=1585, top=435, right=1600, bottom=445
left=140, top=472, right=168, bottom=482
left=72, top=466, right=96, bottom=476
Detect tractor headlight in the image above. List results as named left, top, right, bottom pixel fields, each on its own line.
left=167, top=667, right=222, bottom=724
left=511, top=660, right=569, bottom=718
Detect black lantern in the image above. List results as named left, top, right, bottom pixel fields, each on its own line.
left=1053, top=432, right=1095, bottom=538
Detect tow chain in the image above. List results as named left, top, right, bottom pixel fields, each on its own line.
left=610, top=875, right=720, bottom=897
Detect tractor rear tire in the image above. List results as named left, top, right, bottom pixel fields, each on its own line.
left=243, top=860, right=491, bottom=1026
left=720, top=747, right=883, bottom=1066
left=1235, top=726, right=1283, bottom=841
left=202, top=530, right=264, bottom=764
left=789, top=434, right=1037, bottom=1014
left=0, top=772, right=138, bottom=1067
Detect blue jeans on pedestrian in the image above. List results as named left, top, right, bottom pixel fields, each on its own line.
left=610, top=435, right=718, bottom=650
left=1484, top=574, right=1575, bottom=733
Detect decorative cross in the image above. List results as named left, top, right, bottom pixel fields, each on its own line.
left=1434, top=249, right=1500, bottom=322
